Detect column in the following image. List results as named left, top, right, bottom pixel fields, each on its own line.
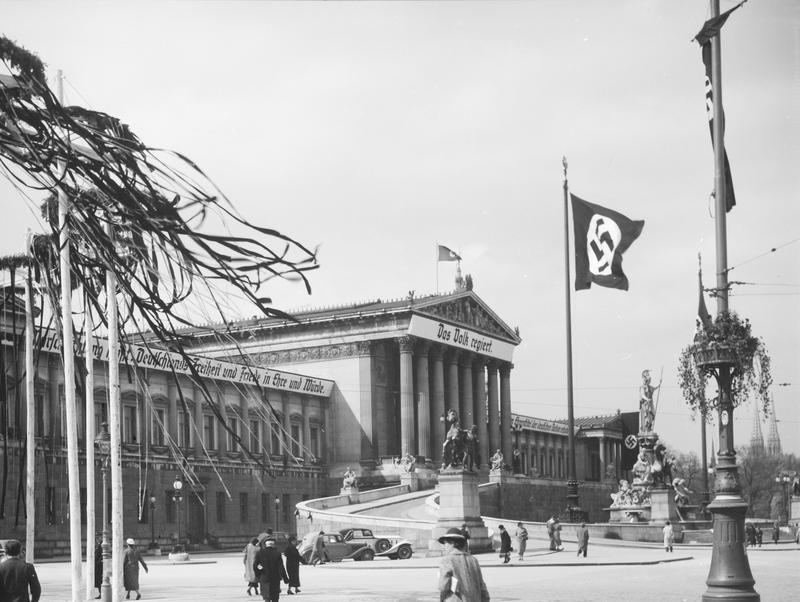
left=459, top=354, right=474, bottom=428
left=167, top=381, right=178, bottom=445
left=473, top=359, right=488, bottom=470
left=398, top=336, right=415, bottom=457
left=599, top=437, right=606, bottom=479
left=430, top=346, right=446, bottom=465
left=301, top=396, right=312, bottom=463
left=446, top=351, right=460, bottom=417
left=192, top=384, right=203, bottom=457
left=414, top=341, right=431, bottom=461
left=499, top=363, right=513, bottom=464
left=486, top=362, right=499, bottom=457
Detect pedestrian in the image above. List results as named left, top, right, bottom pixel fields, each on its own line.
left=552, top=517, right=562, bottom=551
left=745, top=522, right=756, bottom=547
left=772, top=521, right=780, bottom=545
left=244, top=537, right=260, bottom=596
left=795, top=523, right=799, bottom=544
left=497, top=525, right=511, bottom=564
left=460, top=523, right=471, bottom=552
left=662, top=521, right=674, bottom=553
left=756, top=527, right=763, bottom=547
left=437, top=527, right=490, bottom=602
left=0, top=539, right=41, bottom=602
left=546, top=516, right=556, bottom=551
left=93, top=534, right=104, bottom=599
left=514, top=522, right=528, bottom=561
left=576, top=522, right=589, bottom=558
left=283, top=535, right=303, bottom=595
left=309, top=531, right=328, bottom=566
left=254, top=536, right=289, bottom=602
left=123, top=538, right=148, bottom=600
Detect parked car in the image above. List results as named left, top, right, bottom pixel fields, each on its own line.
left=168, top=544, right=190, bottom=563
left=298, top=531, right=374, bottom=562
left=339, top=528, right=413, bottom=560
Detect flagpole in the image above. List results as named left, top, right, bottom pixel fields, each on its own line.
left=24, top=233, right=35, bottom=563
left=84, top=262, right=96, bottom=601
left=561, top=156, right=580, bottom=520
left=703, top=1, right=758, bottom=599
left=435, top=245, right=439, bottom=293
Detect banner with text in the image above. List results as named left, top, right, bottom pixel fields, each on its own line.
left=408, top=315, right=515, bottom=362
left=35, top=329, right=334, bottom=398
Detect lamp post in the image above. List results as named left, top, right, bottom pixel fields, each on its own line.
left=94, top=423, right=112, bottom=602
left=172, top=476, right=183, bottom=548
left=149, top=496, right=157, bottom=550
left=274, top=496, right=280, bottom=532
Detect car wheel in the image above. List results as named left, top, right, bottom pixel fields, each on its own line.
left=360, top=549, right=375, bottom=561
left=397, top=545, right=412, bottom=560
left=374, top=538, right=391, bottom=553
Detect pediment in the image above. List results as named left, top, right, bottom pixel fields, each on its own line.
left=413, top=291, right=520, bottom=344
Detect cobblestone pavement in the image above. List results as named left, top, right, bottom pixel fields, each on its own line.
left=36, top=541, right=799, bottom=602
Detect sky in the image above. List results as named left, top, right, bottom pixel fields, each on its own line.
left=1, top=1, right=798, bottom=459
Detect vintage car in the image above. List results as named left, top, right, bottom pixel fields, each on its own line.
left=338, top=528, right=413, bottom=560
left=298, top=531, right=374, bottom=562
left=168, top=544, right=190, bottom=563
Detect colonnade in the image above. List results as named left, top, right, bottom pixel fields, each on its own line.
left=396, top=335, right=513, bottom=468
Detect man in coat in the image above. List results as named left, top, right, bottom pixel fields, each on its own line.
left=254, top=537, right=288, bottom=602
left=576, top=522, right=590, bottom=557
left=437, top=528, right=490, bottom=602
left=497, top=525, right=512, bottom=564
left=122, top=539, right=148, bottom=600
left=0, top=539, right=41, bottom=602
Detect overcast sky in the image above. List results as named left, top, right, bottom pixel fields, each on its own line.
left=1, top=1, right=798, bottom=458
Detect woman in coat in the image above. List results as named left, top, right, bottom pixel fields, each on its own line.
left=437, top=528, right=490, bottom=602
left=244, top=537, right=260, bottom=595
left=497, top=524, right=512, bottom=564
left=283, top=535, right=304, bottom=595
left=122, top=539, right=148, bottom=600
left=663, top=520, right=674, bottom=553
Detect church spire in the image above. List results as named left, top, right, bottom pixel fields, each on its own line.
left=749, top=404, right=765, bottom=456
left=765, top=401, right=782, bottom=456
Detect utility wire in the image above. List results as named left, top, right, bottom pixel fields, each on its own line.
left=725, top=237, right=800, bottom=273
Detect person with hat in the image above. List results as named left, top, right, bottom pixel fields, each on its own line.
left=437, top=527, right=490, bottom=602
left=254, top=536, right=289, bottom=602
left=0, top=539, right=41, bottom=602
left=497, top=525, right=511, bottom=564
left=123, top=538, right=148, bottom=600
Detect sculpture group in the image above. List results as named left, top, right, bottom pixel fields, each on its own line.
left=441, top=409, right=479, bottom=471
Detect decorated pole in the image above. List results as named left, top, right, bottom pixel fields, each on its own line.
left=24, top=235, right=35, bottom=563
left=84, top=263, right=96, bottom=600
left=56, top=69, right=84, bottom=601
left=702, top=1, right=758, bottom=599
left=105, top=220, right=124, bottom=602
left=561, top=157, right=580, bottom=519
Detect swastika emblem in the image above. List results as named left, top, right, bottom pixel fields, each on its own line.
left=587, top=215, right=622, bottom=276
left=624, top=434, right=638, bottom=450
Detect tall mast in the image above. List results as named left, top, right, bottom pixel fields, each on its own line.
left=24, top=232, right=35, bottom=563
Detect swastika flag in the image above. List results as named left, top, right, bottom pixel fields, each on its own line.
left=571, top=194, right=644, bottom=291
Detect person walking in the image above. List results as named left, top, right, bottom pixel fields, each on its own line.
left=546, top=516, right=556, bottom=551
left=123, top=538, right=148, bottom=600
left=244, top=537, right=260, bottom=596
left=0, top=539, right=41, bottom=602
left=772, top=521, right=780, bottom=545
left=254, top=537, right=289, bottom=602
left=662, top=521, right=674, bottom=553
left=576, top=522, right=589, bottom=558
left=437, top=528, right=490, bottom=602
left=497, top=525, right=511, bottom=564
left=514, top=522, right=528, bottom=561
left=309, top=531, right=328, bottom=566
left=283, top=535, right=303, bottom=595
left=552, top=517, right=562, bottom=551
left=93, top=535, right=104, bottom=599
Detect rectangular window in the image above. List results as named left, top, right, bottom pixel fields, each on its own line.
left=309, top=426, right=319, bottom=459
left=290, top=423, right=301, bottom=457
left=271, top=422, right=281, bottom=455
left=216, top=491, right=226, bottom=523
left=94, top=401, right=107, bottom=436
left=249, top=420, right=261, bottom=453
left=261, top=493, right=269, bottom=523
left=240, top=493, right=248, bottom=523
left=177, top=410, right=190, bottom=447
left=152, top=408, right=166, bottom=446
left=123, top=405, right=138, bottom=443
left=203, top=415, right=216, bottom=449
left=227, top=418, right=238, bottom=452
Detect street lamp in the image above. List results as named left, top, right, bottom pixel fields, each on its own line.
left=94, top=423, right=112, bottom=602
left=172, top=476, right=183, bottom=548
left=274, top=496, right=280, bottom=532
left=149, top=496, right=157, bottom=550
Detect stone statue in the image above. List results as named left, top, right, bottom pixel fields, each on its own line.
left=673, top=478, right=693, bottom=507
left=638, top=369, right=660, bottom=434
left=610, top=479, right=633, bottom=507
left=489, top=449, right=504, bottom=472
left=651, top=443, right=673, bottom=486
left=632, top=450, right=653, bottom=486
left=399, top=451, right=416, bottom=473
left=342, top=466, right=357, bottom=489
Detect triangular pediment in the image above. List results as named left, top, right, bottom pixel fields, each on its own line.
left=413, top=290, right=520, bottom=344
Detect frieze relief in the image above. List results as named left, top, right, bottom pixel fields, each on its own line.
left=250, top=341, right=369, bottom=366
left=421, top=298, right=507, bottom=338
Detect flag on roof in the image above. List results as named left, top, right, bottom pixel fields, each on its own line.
left=437, top=245, right=461, bottom=262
